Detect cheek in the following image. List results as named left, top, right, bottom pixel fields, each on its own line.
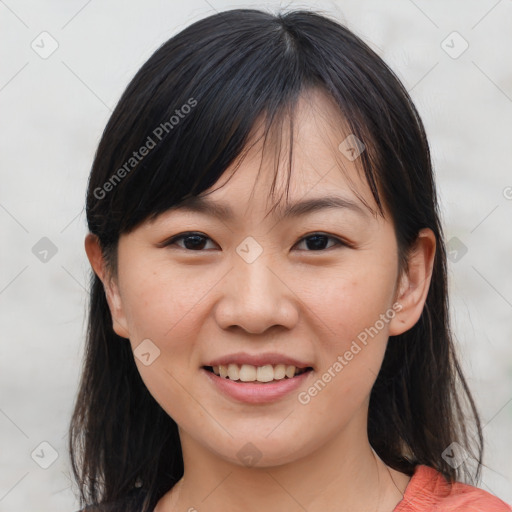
left=120, top=274, right=203, bottom=425
left=118, top=263, right=220, bottom=414
left=306, top=255, right=397, bottom=344
left=300, top=253, right=397, bottom=401
left=120, top=262, right=213, bottom=341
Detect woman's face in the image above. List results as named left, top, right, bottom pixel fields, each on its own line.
left=94, top=90, right=431, bottom=468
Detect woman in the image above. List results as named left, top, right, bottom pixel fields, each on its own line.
left=70, top=8, right=511, bottom=512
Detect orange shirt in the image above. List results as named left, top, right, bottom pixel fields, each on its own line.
left=393, top=464, right=511, bottom=511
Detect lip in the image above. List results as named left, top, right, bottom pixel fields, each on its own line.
left=203, top=352, right=314, bottom=369
left=201, top=367, right=313, bottom=404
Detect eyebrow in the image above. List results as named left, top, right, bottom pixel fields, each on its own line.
left=167, top=194, right=368, bottom=221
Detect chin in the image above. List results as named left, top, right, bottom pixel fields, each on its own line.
left=208, top=433, right=317, bottom=470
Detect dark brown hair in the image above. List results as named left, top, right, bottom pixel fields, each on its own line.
left=69, top=8, right=483, bottom=512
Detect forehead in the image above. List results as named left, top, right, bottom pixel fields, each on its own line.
left=185, top=88, right=381, bottom=221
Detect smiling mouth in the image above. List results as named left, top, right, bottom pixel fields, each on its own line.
left=202, top=364, right=313, bottom=383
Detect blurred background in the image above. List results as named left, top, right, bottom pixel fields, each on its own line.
left=1, top=0, right=511, bottom=510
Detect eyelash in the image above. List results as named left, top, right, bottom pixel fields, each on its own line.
left=161, top=231, right=349, bottom=252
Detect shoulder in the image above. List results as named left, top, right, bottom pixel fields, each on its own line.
left=394, top=464, right=512, bottom=512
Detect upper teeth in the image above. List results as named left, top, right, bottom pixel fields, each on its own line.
left=212, top=364, right=307, bottom=382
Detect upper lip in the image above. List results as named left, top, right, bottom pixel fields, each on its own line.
left=203, top=352, right=313, bottom=369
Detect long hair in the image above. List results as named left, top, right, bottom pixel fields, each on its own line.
left=69, top=8, right=483, bottom=511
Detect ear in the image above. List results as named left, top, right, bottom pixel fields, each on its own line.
left=388, top=228, right=436, bottom=336
left=84, top=233, right=130, bottom=339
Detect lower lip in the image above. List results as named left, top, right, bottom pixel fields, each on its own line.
left=201, top=368, right=313, bottom=404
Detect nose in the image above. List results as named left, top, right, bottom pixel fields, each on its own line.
left=213, top=249, right=299, bottom=335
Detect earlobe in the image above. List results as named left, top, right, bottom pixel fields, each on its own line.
left=388, top=228, right=436, bottom=336
left=84, top=233, right=130, bottom=339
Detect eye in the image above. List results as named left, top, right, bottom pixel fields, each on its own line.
left=294, top=233, right=346, bottom=251
left=163, top=232, right=217, bottom=251
left=160, top=231, right=348, bottom=252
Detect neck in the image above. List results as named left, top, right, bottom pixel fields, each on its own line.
left=155, top=414, right=410, bottom=512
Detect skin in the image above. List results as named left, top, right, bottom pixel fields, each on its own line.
left=86, top=88, right=436, bottom=512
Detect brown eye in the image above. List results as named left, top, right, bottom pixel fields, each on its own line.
left=294, top=233, right=345, bottom=251
left=164, top=232, right=217, bottom=251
